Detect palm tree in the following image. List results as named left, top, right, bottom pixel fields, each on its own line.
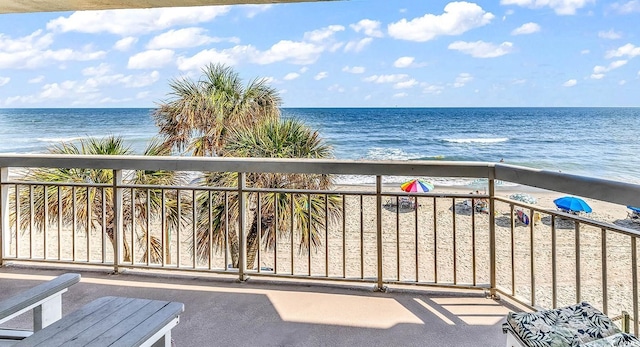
left=153, top=63, right=281, bottom=156
left=192, top=119, right=342, bottom=269
left=12, top=136, right=188, bottom=263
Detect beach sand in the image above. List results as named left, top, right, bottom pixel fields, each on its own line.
left=7, top=183, right=640, bottom=319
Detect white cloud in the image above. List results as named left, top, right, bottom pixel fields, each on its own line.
left=619, top=80, right=627, bottom=85
left=581, top=49, right=591, bottom=54
left=28, top=75, right=44, bottom=83
left=136, top=91, right=151, bottom=99
left=423, top=84, right=444, bottom=94
left=257, top=40, right=326, bottom=64
left=610, top=1, right=640, bottom=14
left=177, top=46, right=252, bottom=70
left=342, top=66, right=365, bottom=74
left=500, top=0, right=593, bottom=15
left=393, top=92, right=408, bottom=98
left=512, top=79, right=527, bottom=84
left=328, top=84, right=345, bottom=92
left=82, top=63, right=111, bottom=76
left=114, top=37, right=137, bottom=51
left=243, top=4, right=272, bottom=18
left=394, top=79, right=418, bottom=89
left=388, top=2, right=494, bottom=42
left=344, top=38, right=373, bottom=53
left=284, top=72, right=300, bottom=80
left=299, top=67, right=308, bottom=74
left=453, top=73, right=473, bottom=87
left=394, top=56, right=415, bottom=68
left=0, top=77, right=9, bottom=86
left=591, top=60, right=628, bottom=78
left=147, top=27, right=239, bottom=49
left=363, top=74, right=409, bottom=83
left=511, top=22, right=540, bottom=35
left=46, top=6, right=231, bottom=35
left=448, top=41, right=514, bottom=58
left=563, top=79, right=577, bottom=87
left=598, top=29, right=622, bottom=40
left=350, top=19, right=384, bottom=37
left=605, top=43, right=640, bottom=59
left=304, top=25, right=345, bottom=42
left=127, top=49, right=175, bottom=69
left=314, top=72, right=328, bottom=80
left=0, top=30, right=105, bottom=69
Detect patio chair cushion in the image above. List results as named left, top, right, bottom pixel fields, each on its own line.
left=580, top=333, right=640, bottom=346
left=506, top=302, right=625, bottom=347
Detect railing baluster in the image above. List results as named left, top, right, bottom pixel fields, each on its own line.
left=552, top=215, right=557, bottom=308
left=146, top=189, right=150, bottom=266
left=290, top=192, right=294, bottom=275
left=307, top=193, right=311, bottom=276
left=0, top=167, right=8, bottom=265
left=257, top=192, right=262, bottom=273
left=632, top=237, right=638, bottom=336
left=452, top=198, right=456, bottom=285
left=224, top=191, right=229, bottom=271
left=101, top=187, right=106, bottom=264
left=396, top=196, right=400, bottom=281
left=342, top=194, right=346, bottom=279
left=274, top=192, right=278, bottom=274
left=130, top=188, right=135, bottom=265
left=511, top=204, right=516, bottom=296
left=43, top=185, right=48, bottom=260
left=29, top=185, right=33, bottom=258
left=176, top=189, right=181, bottom=268
left=58, top=186, right=62, bottom=261
left=208, top=190, right=212, bottom=270
left=360, top=194, right=364, bottom=280
left=87, top=187, right=91, bottom=262
left=472, top=194, right=476, bottom=286
left=325, top=193, right=329, bottom=278
left=113, top=170, right=123, bottom=273
left=161, top=188, right=166, bottom=267
left=433, top=197, right=437, bottom=283
left=238, top=173, right=247, bottom=281
left=575, top=221, right=581, bottom=303
left=72, top=186, right=76, bottom=262
left=375, top=175, right=383, bottom=290
left=14, top=184, right=19, bottom=258
left=488, top=177, right=496, bottom=298
left=415, top=195, right=419, bottom=283
left=602, top=228, right=608, bottom=315
left=530, top=207, right=535, bottom=307
left=193, top=189, right=197, bottom=269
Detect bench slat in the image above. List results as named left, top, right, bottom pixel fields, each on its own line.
left=87, top=299, right=174, bottom=346
left=0, top=273, right=80, bottom=324
left=110, top=301, right=183, bottom=347
left=14, top=296, right=115, bottom=346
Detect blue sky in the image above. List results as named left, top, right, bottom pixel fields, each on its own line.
left=0, top=0, right=639, bottom=107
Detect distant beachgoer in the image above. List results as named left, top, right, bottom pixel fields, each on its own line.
left=500, top=158, right=504, bottom=163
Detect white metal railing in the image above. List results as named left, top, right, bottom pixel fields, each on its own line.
left=2, top=154, right=640, bottom=333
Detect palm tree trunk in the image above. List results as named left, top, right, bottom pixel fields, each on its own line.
left=245, top=216, right=260, bottom=270
left=229, top=228, right=240, bottom=268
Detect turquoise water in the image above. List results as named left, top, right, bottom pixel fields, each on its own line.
left=1, top=107, right=639, bottom=185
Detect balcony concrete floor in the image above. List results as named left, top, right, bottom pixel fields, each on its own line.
left=0, top=266, right=515, bottom=346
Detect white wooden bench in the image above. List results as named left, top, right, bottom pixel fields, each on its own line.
left=14, top=296, right=184, bottom=347
left=0, top=273, right=81, bottom=341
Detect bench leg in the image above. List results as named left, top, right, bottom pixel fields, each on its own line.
left=33, top=294, right=62, bottom=331
left=151, top=331, right=171, bottom=347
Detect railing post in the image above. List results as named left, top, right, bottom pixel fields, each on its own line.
left=489, top=172, right=498, bottom=299
left=113, top=169, right=123, bottom=274
left=375, top=175, right=386, bottom=292
left=0, top=167, right=8, bottom=266
left=622, top=311, right=630, bottom=333
left=238, top=172, right=248, bottom=282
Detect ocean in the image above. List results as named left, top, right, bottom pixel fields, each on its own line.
left=1, top=107, right=639, bottom=186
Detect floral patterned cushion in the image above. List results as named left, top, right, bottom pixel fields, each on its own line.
left=581, top=333, right=640, bottom=346
left=506, top=302, right=626, bottom=347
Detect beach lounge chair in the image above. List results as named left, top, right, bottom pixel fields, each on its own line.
left=503, top=302, right=640, bottom=346
left=628, top=206, right=640, bottom=223
left=399, top=196, right=416, bottom=210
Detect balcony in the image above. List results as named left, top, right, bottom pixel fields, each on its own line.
left=1, top=154, right=640, bottom=344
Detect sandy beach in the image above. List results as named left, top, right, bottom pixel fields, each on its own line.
left=7, top=182, right=640, bottom=320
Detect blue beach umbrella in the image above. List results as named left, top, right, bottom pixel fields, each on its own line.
left=628, top=206, right=640, bottom=213
left=554, top=196, right=592, bottom=213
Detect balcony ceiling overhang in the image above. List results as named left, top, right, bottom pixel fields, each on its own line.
left=1, top=0, right=336, bottom=14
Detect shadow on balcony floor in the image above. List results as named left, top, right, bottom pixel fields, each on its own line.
left=0, top=265, right=514, bottom=347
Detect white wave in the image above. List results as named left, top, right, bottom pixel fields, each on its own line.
left=443, top=138, right=509, bottom=144
left=365, top=148, right=413, bottom=161
left=37, top=136, right=84, bottom=143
